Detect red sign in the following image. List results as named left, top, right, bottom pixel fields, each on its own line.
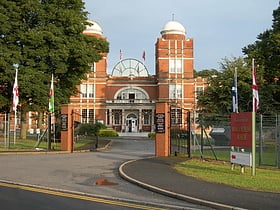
left=230, top=112, right=252, bottom=148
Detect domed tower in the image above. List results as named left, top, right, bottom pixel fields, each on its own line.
left=160, top=20, right=186, bottom=40
left=155, top=20, right=194, bottom=125
left=83, top=20, right=104, bottom=38
left=69, top=20, right=108, bottom=124
left=82, top=20, right=107, bottom=78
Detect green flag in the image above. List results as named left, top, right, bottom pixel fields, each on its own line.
left=48, top=74, right=54, bottom=113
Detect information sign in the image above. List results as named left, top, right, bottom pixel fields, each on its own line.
left=230, top=112, right=252, bottom=148
left=230, top=151, right=252, bottom=167
left=155, top=113, right=165, bottom=133
left=61, top=114, right=68, bottom=131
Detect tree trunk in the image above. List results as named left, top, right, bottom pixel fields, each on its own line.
left=20, top=111, right=27, bottom=139
left=38, top=112, right=43, bottom=129
left=95, top=135, right=99, bottom=148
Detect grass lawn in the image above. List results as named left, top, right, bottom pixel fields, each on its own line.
left=0, top=137, right=111, bottom=152
left=175, top=159, right=280, bottom=193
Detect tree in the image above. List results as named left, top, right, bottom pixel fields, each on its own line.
left=76, top=122, right=106, bottom=148
left=195, top=69, right=219, bottom=78
left=197, top=57, right=252, bottom=114
left=242, top=4, right=280, bottom=113
left=0, top=0, right=109, bottom=138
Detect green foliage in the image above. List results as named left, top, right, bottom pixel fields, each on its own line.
left=98, top=129, right=118, bottom=137
left=76, top=123, right=106, bottom=136
left=242, top=5, right=280, bottom=113
left=197, top=5, right=280, bottom=114
left=197, top=57, right=252, bottom=114
left=195, top=69, right=220, bottom=78
left=148, top=132, right=155, bottom=139
left=0, top=0, right=109, bottom=113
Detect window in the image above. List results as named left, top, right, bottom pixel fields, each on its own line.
left=88, top=84, right=94, bottom=98
left=89, top=109, right=94, bottom=123
left=170, top=108, right=182, bottom=125
left=169, top=84, right=182, bottom=99
left=142, top=110, right=151, bottom=125
left=89, top=63, right=96, bottom=72
left=169, top=59, right=183, bottom=73
left=129, top=93, right=135, bottom=103
left=113, top=109, right=122, bottom=125
left=82, top=109, right=87, bottom=123
left=195, top=86, right=204, bottom=99
left=81, top=84, right=94, bottom=98
left=112, top=58, right=149, bottom=77
left=115, top=88, right=148, bottom=100
left=81, top=84, right=87, bottom=98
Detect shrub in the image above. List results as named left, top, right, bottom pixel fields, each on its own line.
left=76, top=123, right=106, bottom=136
left=148, top=132, right=155, bottom=139
left=99, top=129, right=118, bottom=137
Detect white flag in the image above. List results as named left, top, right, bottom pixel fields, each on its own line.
left=252, top=59, right=259, bottom=112
left=12, top=68, right=19, bottom=111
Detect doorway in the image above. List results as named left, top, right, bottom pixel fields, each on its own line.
left=126, top=113, right=137, bottom=132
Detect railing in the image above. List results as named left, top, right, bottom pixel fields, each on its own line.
left=106, top=99, right=155, bottom=104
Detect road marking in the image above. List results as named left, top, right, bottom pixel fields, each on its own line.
left=0, top=182, right=165, bottom=210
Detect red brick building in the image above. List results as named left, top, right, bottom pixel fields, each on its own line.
left=68, top=20, right=207, bottom=133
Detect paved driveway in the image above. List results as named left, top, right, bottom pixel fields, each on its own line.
left=0, top=137, right=207, bottom=209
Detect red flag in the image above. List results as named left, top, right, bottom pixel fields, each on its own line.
left=252, top=59, right=259, bottom=112
left=142, top=50, right=146, bottom=61
left=12, top=68, right=19, bottom=111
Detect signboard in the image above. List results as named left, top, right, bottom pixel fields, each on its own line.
left=155, top=113, right=165, bottom=133
left=230, top=112, right=252, bottom=148
left=61, top=114, right=68, bottom=131
left=230, top=151, right=252, bottom=167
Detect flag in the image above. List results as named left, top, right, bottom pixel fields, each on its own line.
left=142, top=50, right=146, bottom=61
left=252, top=59, right=259, bottom=112
left=12, top=67, right=19, bottom=111
left=49, top=74, right=54, bottom=113
left=119, top=49, right=122, bottom=60
left=232, top=68, right=238, bottom=113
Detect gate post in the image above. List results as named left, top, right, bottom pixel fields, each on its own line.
left=155, top=102, right=170, bottom=157
left=60, top=104, right=74, bottom=152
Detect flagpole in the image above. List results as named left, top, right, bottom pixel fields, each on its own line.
left=119, top=49, right=122, bottom=60
left=48, top=74, right=55, bottom=150
left=4, top=113, right=7, bottom=147
left=13, top=65, right=19, bottom=145
left=252, top=58, right=256, bottom=176
left=232, top=67, right=238, bottom=113
left=235, top=67, right=238, bottom=113
left=252, top=59, right=255, bottom=112
left=14, top=108, right=17, bottom=145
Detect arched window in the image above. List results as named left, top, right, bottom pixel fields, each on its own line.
left=115, top=88, right=149, bottom=100
left=112, top=58, right=149, bottom=77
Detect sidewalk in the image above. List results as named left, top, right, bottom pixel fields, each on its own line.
left=119, top=157, right=280, bottom=210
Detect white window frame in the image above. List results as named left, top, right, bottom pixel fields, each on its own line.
left=169, top=59, right=183, bottom=73
left=169, top=84, right=182, bottom=99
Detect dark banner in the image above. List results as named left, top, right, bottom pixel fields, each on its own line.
left=155, top=113, right=165, bottom=133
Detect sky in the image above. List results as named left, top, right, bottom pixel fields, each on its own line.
left=84, top=0, right=279, bottom=74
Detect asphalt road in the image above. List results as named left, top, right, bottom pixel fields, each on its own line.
left=0, top=137, right=207, bottom=210
left=0, top=184, right=143, bottom=210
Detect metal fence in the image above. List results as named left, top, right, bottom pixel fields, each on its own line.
left=170, top=112, right=280, bottom=168
left=258, top=114, right=280, bottom=167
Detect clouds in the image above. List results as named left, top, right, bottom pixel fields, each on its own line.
left=84, top=0, right=278, bottom=73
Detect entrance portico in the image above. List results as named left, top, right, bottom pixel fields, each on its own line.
left=106, top=103, right=155, bottom=133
